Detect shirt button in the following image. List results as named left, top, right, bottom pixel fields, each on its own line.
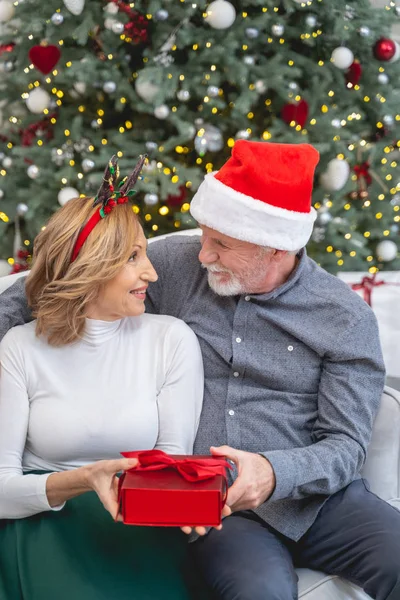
left=228, top=410, right=235, bottom=416
left=236, top=337, right=242, bottom=343
left=244, top=296, right=251, bottom=302
left=233, top=371, right=239, bottom=377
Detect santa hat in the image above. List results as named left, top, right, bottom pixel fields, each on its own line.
left=190, top=140, right=319, bottom=251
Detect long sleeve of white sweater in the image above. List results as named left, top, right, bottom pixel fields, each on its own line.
left=0, top=314, right=204, bottom=519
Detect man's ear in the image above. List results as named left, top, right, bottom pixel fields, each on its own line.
left=270, top=249, right=288, bottom=262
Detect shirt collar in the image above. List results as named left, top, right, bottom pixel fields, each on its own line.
left=247, top=248, right=309, bottom=302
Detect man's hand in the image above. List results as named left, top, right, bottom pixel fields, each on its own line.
left=211, top=445, right=276, bottom=512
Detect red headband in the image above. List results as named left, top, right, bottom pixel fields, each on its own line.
left=70, top=154, right=146, bottom=263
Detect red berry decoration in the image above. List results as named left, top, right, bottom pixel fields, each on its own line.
left=373, top=38, right=396, bottom=61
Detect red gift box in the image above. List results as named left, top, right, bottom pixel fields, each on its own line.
left=118, top=450, right=231, bottom=527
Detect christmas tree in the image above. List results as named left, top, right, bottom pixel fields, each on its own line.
left=1, top=0, right=400, bottom=275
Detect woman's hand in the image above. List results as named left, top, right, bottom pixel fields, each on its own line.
left=83, top=458, right=138, bottom=521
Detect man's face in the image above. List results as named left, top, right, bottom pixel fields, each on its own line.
left=198, top=225, right=272, bottom=296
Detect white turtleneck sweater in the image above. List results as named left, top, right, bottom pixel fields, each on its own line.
left=0, top=314, right=204, bottom=519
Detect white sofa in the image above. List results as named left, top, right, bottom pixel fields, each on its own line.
left=1, top=230, right=399, bottom=599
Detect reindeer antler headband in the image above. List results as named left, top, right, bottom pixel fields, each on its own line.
left=70, top=154, right=147, bottom=263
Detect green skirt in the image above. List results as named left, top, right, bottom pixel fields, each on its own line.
left=0, top=474, right=202, bottom=600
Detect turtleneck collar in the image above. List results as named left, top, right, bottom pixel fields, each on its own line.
left=82, top=317, right=123, bottom=346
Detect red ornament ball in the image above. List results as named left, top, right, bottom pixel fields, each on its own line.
left=373, top=38, right=396, bottom=61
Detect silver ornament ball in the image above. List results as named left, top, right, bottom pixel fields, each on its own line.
left=16, top=202, right=28, bottom=216
left=155, top=9, right=169, bottom=21
left=51, top=12, right=64, bottom=25
left=331, top=118, right=342, bottom=128
left=245, top=27, right=259, bottom=39
left=103, top=81, right=117, bottom=94
left=207, top=85, right=219, bottom=97
left=358, top=26, right=370, bottom=37
left=27, top=164, right=40, bottom=179
left=1, top=60, right=14, bottom=72
left=235, top=130, right=250, bottom=140
left=111, top=21, right=125, bottom=34
left=0, top=189, right=4, bottom=199
left=144, top=193, right=159, bottom=206
left=317, top=210, right=332, bottom=225
left=378, top=73, right=389, bottom=84
left=391, top=194, right=400, bottom=206
left=288, top=81, right=298, bottom=90
left=271, top=23, right=285, bottom=37
left=396, top=6, right=400, bottom=16
left=2, top=157, right=12, bottom=168
left=82, top=158, right=95, bottom=172
left=305, top=15, right=317, bottom=27
left=104, top=2, right=119, bottom=14
left=243, top=55, right=255, bottom=65
left=254, top=80, right=267, bottom=93
left=177, top=89, right=191, bottom=102
left=194, top=124, right=224, bottom=155
left=383, top=114, right=394, bottom=127
left=145, top=141, right=158, bottom=152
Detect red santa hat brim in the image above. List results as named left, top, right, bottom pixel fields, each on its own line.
left=190, top=172, right=317, bottom=252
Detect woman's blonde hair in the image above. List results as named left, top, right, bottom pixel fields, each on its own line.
left=26, top=196, right=140, bottom=347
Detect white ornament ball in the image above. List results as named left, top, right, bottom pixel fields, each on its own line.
left=235, top=130, right=250, bottom=139
left=104, top=17, right=117, bottom=30
left=320, top=158, right=350, bottom=192
left=389, top=41, right=400, bottom=63
left=103, top=81, right=116, bottom=94
left=0, top=259, right=11, bottom=277
left=2, top=157, right=12, bottom=168
left=376, top=240, right=398, bottom=262
left=144, top=193, right=159, bottom=206
left=378, top=73, right=389, bottom=84
left=16, top=202, right=28, bottom=216
left=0, top=189, right=4, bottom=199
left=58, top=187, right=79, bottom=207
left=331, top=46, right=354, bottom=70
left=27, top=165, right=40, bottom=179
left=135, top=77, right=159, bottom=103
left=205, top=0, right=236, bottom=30
left=331, top=118, right=342, bottom=128
left=74, top=82, right=87, bottom=95
left=26, top=88, right=51, bottom=114
left=62, top=0, right=85, bottom=16
left=154, top=104, right=170, bottom=119
left=0, top=0, right=15, bottom=23
left=111, top=21, right=124, bottom=34
left=104, top=2, right=119, bottom=14
left=383, top=114, right=394, bottom=127
left=243, top=55, right=255, bottom=65
left=145, top=141, right=158, bottom=152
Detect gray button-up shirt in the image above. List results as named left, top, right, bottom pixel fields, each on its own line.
left=145, top=235, right=385, bottom=541
left=0, top=235, right=385, bottom=541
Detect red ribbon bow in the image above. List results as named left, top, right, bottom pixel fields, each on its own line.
left=351, top=274, right=385, bottom=306
left=354, top=161, right=372, bottom=186
left=121, top=449, right=231, bottom=482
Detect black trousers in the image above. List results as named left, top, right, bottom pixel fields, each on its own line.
left=190, top=479, right=400, bottom=600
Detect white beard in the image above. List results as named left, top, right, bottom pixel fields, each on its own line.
left=203, top=265, right=245, bottom=296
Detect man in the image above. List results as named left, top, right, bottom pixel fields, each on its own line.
left=0, top=141, right=399, bottom=600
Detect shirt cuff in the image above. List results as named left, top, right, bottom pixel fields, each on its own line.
left=259, top=450, right=295, bottom=502
left=36, top=473, right=66, bottom=512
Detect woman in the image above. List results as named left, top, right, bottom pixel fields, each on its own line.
left=0, top=156, right=204, bottom=600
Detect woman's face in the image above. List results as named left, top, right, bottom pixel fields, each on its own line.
left=88, top=227, right=158, bottom=321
